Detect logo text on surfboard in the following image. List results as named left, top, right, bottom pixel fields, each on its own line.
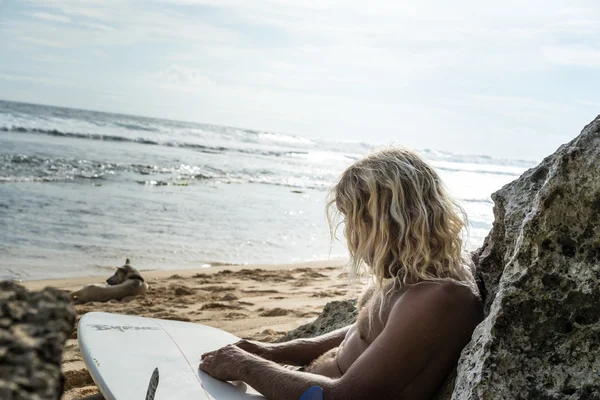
left=87, top=324, right=161, bottom=332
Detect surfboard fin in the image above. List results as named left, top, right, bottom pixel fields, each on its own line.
left=145, top=367, right=159, bottom=400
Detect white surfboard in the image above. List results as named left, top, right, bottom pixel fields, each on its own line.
left=78, top=312, right=265, bottom=400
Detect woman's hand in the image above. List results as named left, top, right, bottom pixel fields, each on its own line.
left=200, top=344, right=252, bottom=382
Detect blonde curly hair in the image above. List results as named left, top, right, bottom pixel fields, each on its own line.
left=327, top=147, right=474, bottom=293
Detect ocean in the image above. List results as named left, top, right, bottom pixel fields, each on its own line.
left=0, top=100, right=537, bottom=281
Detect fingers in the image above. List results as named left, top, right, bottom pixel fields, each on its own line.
left=203, top=344, right=236, bottom=356
left=201, top=349, right=218, bottom=360
left=199, top=361, right=211, bottom=374
left=201, top=344, right=238, bottom=364
left=199, top=357, right=221, bottom=380
left=199, top=357, right=210, bottom=367
left=199, top=353, right=213, bottom=371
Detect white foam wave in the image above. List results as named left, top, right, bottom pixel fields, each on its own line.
left=257, top=131, right=315, bottom=145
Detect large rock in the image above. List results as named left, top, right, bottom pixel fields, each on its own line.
left=0, top=281, right=76, bottom=400
left=277, top=300, right=357, bottom=342
left=453, top=116, right=600, bottom=399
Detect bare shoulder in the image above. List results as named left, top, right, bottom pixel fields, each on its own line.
left=405, top=280, right=479, bottom=306
left=389, top=280, right=483, bottom=333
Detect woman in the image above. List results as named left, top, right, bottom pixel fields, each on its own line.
left=201, top=148, right=483, bottom=399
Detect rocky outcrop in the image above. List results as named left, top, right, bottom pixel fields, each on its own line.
left=0, top=281, right=76, bottom=400
left=453, top=116, right=600, bottom=399
left=277, top=300, right=357, bottom=342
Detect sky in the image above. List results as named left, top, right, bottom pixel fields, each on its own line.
left=1, top=0, right=599, bottom=160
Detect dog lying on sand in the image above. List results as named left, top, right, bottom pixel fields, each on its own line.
left=70, top=259, right=148, bottom=304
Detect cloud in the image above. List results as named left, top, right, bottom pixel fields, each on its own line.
left=12, top=0, right=600, bottom=78
left=18, top=0, right=244, bottom=46
left=18, top=36, right=67, bottom=48
left=3, top=0, right=599, bottom=159
left=441, top=94, right=585, bottom=126
left=542, top=45, right=600, bottom=67
left=148, top=65, right=217, bottom=92
left=24, top=0, right=115, bottom=20
left=576, top=99, right=600, bottom=108
left=27, top=54, right=83, bottom=64
left=28, top=11, right=71, bottom=23
left=82, top=22, right=117, bottom=32
left=0, top=71, right=71, bottom=86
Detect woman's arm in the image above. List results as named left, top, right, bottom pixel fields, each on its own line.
left=236, top=325, right=351, bottom=366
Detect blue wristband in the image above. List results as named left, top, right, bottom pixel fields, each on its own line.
left=299, top=386, right=324, bottom=400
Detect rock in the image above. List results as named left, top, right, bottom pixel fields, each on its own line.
left=453, top=116, right=600, bottom=399
left=260, top=308, right=291, bottom=317
left=277, top=300, right=357, bottom=342
left=0, top=281, right=76, bottom=400
left=219, top=293, right=239, bottom=301
left=174, top=286, right=193, bottom=296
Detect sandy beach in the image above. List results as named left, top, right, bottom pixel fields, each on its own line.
left=23, top=260, right=359, bottom=400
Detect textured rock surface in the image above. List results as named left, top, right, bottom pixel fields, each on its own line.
left=0, top=281, right=76, bottom=400
left=277, top=299, right=357, bottom=342
left=453, top=116, right=600, bottom=399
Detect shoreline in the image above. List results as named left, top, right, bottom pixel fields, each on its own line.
left=21, top=258, right=349, bottom=292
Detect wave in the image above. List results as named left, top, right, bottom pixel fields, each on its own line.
left=112, top=122, right=158, bottom=132
left=256, top=131, right=315, bottom=145
left=1, top=101, right=537, bottom=172
left=0, top=154, right=333, bottom=190
left=420, top=148, right=537, bottom=169
left=0, top=176, right=70, bottom=183
left=1, top=126, right=306, bottom=158
left=1, top=126, right=160, bottom=145
left=460, top=198, right=494, bottom=204
left=1, top=154, right=122, bottom=184
left=435, top=165, right=522, bottom=177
